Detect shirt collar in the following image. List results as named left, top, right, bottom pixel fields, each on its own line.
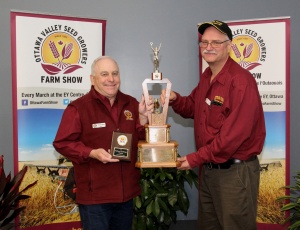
left=207, top=57, right=233, bottom=85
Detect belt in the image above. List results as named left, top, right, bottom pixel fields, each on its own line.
left=204, top=155, right=257, bottom=169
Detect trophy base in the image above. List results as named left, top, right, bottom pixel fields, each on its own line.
left=145, top=124, right=170, bottom=143
left=135, top=161, right=181, bottom=168
left=136, top=140, right=180, bottom=168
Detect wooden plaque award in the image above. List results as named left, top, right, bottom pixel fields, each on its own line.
left=111, top=131, right=132, bottom=161
left=135, top=43, right=180, bottom=168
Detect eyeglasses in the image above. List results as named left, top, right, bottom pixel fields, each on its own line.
left=199, top=40, right=230, bottom=48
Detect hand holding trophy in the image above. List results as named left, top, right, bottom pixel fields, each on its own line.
left=135, top=43, right=180, bottom=168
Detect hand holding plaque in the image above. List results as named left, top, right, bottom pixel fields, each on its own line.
left=135, top=43, right=180, bottom=168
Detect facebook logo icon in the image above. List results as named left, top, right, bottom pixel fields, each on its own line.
left=22, top=99, right=28, bottom=106
left=63, top=99, right=69, bottom=105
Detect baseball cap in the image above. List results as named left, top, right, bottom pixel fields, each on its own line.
left=198, top=20, right=233, bottom=40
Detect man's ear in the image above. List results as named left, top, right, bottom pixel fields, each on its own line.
left=90, top=75, right=94, bottom=85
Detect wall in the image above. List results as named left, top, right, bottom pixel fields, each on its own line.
left=1, top=0, right=300, bottom=225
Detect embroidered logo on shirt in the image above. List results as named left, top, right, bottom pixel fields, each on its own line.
left=124, top=110, right=133, bottom=120
left=213, top=96, right=224, bottom=105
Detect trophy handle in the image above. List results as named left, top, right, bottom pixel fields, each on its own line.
left=142, top=78, right=171, bottom=125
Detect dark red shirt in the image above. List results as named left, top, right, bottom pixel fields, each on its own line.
left=171, top=57, right=266, bottom=168
left=53, top=86, right=145, bottom=204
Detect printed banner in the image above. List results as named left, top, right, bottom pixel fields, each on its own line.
left=11, top=11, right=106, bottom=229
left=200, top=17, right=290, bottom=230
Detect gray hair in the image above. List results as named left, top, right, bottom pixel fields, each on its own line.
left=90, top=56, right=119, bottom=76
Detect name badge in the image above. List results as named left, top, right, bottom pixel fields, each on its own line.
left=205, top=98, right=211, bottom=106
left=92, top=123, right=106, bottom=128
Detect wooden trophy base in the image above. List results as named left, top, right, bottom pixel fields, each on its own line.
left=135, top=140, right=181, bottom=168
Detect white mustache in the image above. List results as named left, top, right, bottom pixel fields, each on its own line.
left=203, top=50, right=217, bottom=54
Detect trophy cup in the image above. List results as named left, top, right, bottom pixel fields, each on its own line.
left=135, top=43, right=180, bottom=168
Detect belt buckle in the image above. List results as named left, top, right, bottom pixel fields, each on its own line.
left=233, top=159, right=242, bottom=164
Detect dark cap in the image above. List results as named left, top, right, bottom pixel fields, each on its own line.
left=198, top=20, right=233, bottom=40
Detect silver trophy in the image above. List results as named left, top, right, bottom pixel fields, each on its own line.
left=136, top=43, right=180, bottom=168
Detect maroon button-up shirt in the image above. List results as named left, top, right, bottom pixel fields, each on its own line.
left=171, top=57, right=266, bottom=168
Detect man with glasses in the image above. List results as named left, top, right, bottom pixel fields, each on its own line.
left=161, top=20, right=265, bottom=229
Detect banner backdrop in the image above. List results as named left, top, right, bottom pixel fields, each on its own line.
left=11, top=11, right=106, bottom=229
left=200, top=17, right=290, bottom=230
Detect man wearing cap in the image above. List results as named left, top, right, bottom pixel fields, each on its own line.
left=161, top=20, right=265, bottom=229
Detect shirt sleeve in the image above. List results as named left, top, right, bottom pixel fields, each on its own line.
left=170, top=87, right=198, bottom=119
left=53, top=105, right=93, bottom=164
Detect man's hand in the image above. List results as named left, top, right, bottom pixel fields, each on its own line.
left=89, top=148, right=119, bottom=164
left=139, top=95, right=153, bottom=125
left=177, top=156, right=191, bottom=170
left=160, top=89, right=177, bottom=105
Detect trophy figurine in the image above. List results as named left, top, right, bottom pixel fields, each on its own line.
left=150, top=42, right=162, bottom=80
left=135, top=43, right=180, bottom=168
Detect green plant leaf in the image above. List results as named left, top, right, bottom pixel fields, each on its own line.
left=290, top=220, right=300, bottom=229
left=165, top=172, right=173, bottom=180
left=157, top=197, right=170, bottom=215
left=157, top=210, right=165, bottom=223
left=145, top=216, right=155, bottom=230
left=178, top=187, right=189, bottom=214
left=132, top=215, right=138, bottom=230
left=153, top=197, right=160, bottom=217
left=141, top=179, right=151, bottom=198
left=168, top=189, right=178, bottom=207
left=136, top=213, right=146, bottom=230
left=277, top=171, right=300, bottom=228
left=163, top=212, right=172, bottom=226
left=146, top=200, right=153, bottom=215
left=276, top=195, right=294, bottom=201
left=159, top=171, right=166, bottom=181
left=281, top=203, right=300, bottom=211
left=151, top=179, right=165, bottom=193
left=134, top=196, right=142, bottom=208
left=142, top=193, right=156, bottom=208
left=156, top=193, right=168, bottom=198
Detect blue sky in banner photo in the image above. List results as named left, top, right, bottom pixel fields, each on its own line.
left=262, top=111, right=285, bottom=159
left=17, top=109, right=64, bottom=162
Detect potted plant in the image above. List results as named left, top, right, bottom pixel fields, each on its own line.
left=133, top=167, right=198, bottom=230
left=0, top=155, right=37, bottom=229
left=276, top=171, right=300, bottom=229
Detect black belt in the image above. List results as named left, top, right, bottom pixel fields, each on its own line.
left=204, top=155, right=257, bottom=169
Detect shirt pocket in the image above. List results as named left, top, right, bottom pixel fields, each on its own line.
left=207, top=105, right=225, bottom=130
